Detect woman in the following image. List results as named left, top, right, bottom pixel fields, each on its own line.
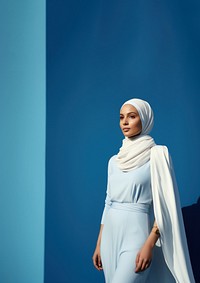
left=92, top=98, right=195, bottom=283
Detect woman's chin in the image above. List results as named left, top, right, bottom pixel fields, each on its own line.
left=124, top=132, right=142, bottom=138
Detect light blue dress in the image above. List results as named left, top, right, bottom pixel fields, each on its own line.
left=100, top=155, right=154, bottom=283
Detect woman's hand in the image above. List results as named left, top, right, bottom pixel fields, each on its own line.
left=135, top=222, right=160, bottom=273
left=135, top=242, right=153, bottom=273
left=92, top=245, right=103, bottom=271
left=93, top=224, right=104, bottom=271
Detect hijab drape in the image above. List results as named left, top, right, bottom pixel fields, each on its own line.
left=116, top=98, right=155, bottom=171
left=149, top=145, right=195, bottom=283
left=116, top=135, right=155, bottom=171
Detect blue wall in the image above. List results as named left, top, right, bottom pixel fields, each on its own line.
left=0, top=1, right=45, bottom=282
left=46, top=1, right=200, bottom=282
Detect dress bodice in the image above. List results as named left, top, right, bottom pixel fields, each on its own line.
left=101, top=155, right=153, bottom=224
left=108, top=155, right=152, bottom=204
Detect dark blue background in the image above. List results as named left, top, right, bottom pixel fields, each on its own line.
left=45, top=1, right=200, bottom=282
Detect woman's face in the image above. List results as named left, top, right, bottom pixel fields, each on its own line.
left=120, top=104, right=142, bottom=138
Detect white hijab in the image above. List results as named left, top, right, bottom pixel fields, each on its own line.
left=116, top=98, right=156, bottom=171
left=116, top=98, right=195, bottom=283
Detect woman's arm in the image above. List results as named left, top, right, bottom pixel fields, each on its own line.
left=92, top=224, right=104, bottom=271
left=93, top=158, right=112, bottom=271
left=135, top=221, right=160, bottom=273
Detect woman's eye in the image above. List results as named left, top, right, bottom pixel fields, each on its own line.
left=130, top=115, right=135, bottom=118
left=120, top=116, right=123, bottom=119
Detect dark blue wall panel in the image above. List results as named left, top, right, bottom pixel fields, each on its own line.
left=46, top=1, right=200, bottom=282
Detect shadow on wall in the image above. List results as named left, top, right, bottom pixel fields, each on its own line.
left=182, top=197, right=200, bottom=283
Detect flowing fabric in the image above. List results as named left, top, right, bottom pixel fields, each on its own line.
left=150, top=145, right=195, bottom=283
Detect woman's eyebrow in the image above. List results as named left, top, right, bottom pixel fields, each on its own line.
left=120, top=112, right=138, bottom=115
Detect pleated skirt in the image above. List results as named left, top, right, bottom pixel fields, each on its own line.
left=100, top=202, right=152, bottom=283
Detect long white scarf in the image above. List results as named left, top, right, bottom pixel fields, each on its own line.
left=149, top=146, right=195, bottom=283
left=115, top=135, right=156, bottom=171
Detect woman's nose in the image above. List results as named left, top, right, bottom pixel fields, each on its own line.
left=123, top=118, right=128, bottom=125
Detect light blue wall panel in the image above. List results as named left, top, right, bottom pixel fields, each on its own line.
left=0, top=1, right=45, bottom=282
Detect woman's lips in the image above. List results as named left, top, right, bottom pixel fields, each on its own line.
left=123, top=128, right=130, bottom=132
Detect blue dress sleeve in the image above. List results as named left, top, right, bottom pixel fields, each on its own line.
left=101, top=157, right=113, bottom=224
